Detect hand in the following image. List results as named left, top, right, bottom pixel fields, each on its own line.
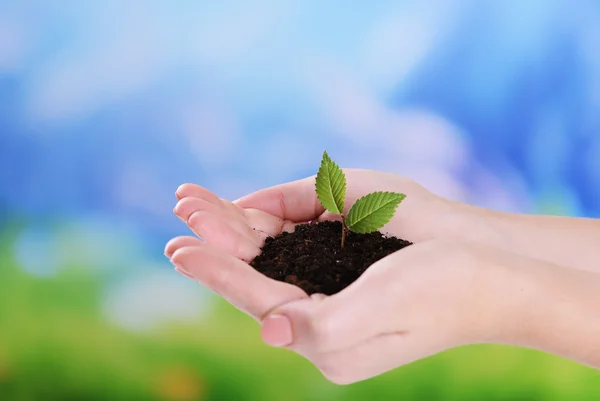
left=236, top=239, right=600, bottom=383
left=165, top=171, right=600, bottom=382
left=166, top=235, right=515, bottom=384
left=169, top=169, right=481, bottom=255
left=164, top=170, right=477, bottom=321
left=260, top=239, right=513, bottom=384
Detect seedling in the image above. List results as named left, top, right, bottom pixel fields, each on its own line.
left=315, top=151, right=406, bottom=248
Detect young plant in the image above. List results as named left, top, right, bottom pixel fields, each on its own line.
left=315, top=151, right=406, bottom=248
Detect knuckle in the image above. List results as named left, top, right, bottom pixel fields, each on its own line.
left=170, top=246, right=195, bottom=267
left=182, top=196, right=208, bottom=211
left=178, top=196, right=198, bottom=207
left=234, top=235, right=255, bottom=262
left=177, top=183, right=198, bottom=197
left=187, top=209, right=207, bottom=227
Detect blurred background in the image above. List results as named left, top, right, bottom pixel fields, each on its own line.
left=1, top=0, right=599, bottom=400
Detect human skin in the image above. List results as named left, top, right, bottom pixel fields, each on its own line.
left=449, top=201, right=600, bottom=274
left=164, top=170, right=600, bottom=383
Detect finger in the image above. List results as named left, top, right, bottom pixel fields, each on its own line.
left=175, top=183, right=279, bottom=237
left=164, top=236, right=202, bottom=258
left=170, top=242, right=307, bottom=320
left=234, top=176, right=325, bottom=222
left=260, top=294, right=450, bottom=384
left=174, top=196, right=223, bottom=222
left=174, top=197, right=263, bottom=247
left=176, top=183, right=243, bottom=216
left=176, top=183, right=222, bottom=204
left=242, top=208, right=296, bottom=237
left=187, top=210, right=260, bottom=262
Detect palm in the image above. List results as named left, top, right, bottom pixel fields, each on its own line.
left=165, top=169, right=456, bottom=321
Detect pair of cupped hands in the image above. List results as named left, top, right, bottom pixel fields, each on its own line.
left=164, top=170, right=545, bottom=384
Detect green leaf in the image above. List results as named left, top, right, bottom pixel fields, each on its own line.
left=315, top=151, right=346, bottom=214
left=346, top=191, right=406, bottom=233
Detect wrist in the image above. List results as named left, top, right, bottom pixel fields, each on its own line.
left=498, top=259, right=600, bottom=367
left=453, top=249, right=505, bottom=344
left=470, top=249, right=600, bottom=365
left=424, top=242, right=523, bottom=346
left=455, top=245, right=538, bottom=346
left=472, top=253, right=532, bottom=345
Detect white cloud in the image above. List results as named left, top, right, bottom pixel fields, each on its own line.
left=180, top=103, right=242, bottom=168
left=359, top=3, right=447, bottom=93
left=469, top=168, right=531, bottom=213
left=358, top=108, right=529, bottom=210
left=0, top=14, right=30, bottom=71
left=259, top=133, right=317, bottom=177
left=114, top=160, right=174, bottom=222
left=190, top=4, right=277, bottom=65
left=382, top=110, right=470, bottom=170
left=24, top=0, right=294, bottom=125
left=28, top=24, right=172, bottom=123
left=302, top=57, right=389, bottom=145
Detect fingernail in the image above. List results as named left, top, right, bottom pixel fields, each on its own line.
left=261, top=315, right=293, bottom=347
left=173, top=264, right=195, bottom=280
left=173, top=201, right=185, bottom=218
left=187, top=211, right=204, bottom=228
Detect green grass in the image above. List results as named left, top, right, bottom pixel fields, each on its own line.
left=0, top=231, right=598, bottom=401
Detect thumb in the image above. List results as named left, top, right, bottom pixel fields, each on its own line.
left=260, top=255, right=403, bottom=353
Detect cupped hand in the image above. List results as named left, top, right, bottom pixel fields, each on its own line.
left=260, top=239, right=512, bottom=384
left=165, top=170, right=469, bottom=319
left=168, top=230, right=513, bottom=383
left=169, top=169, right=474, bottom=255
left=164, top=170, right=502, bottom=382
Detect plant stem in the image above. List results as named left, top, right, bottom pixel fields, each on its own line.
left=341, top=215, right=347, bottom=249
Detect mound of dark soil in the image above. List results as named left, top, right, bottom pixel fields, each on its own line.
left=250, top=221, right=412, bottom=295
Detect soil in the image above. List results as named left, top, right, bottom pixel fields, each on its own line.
left=250, top=221, right=412, bottom=295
